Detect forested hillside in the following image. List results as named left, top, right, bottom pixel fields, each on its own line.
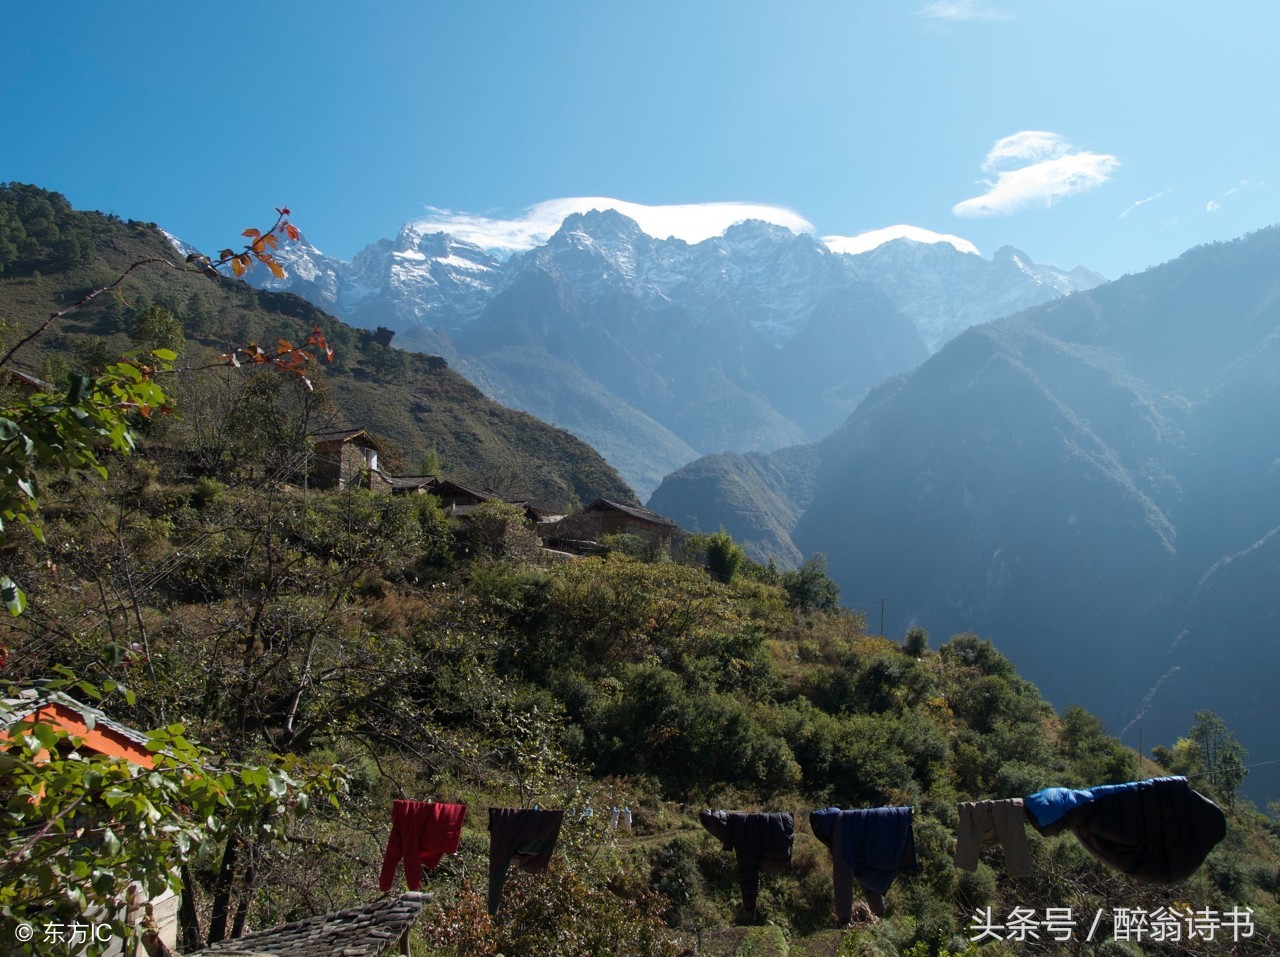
left=0, top=183, right=635, bottom=509
left=2, top=186, right=1279, bottom=956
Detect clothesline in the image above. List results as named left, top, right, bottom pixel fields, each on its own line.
left=378, top=775, right=1231, bottom=923
left=1184, top=757, right=1280, bottom=780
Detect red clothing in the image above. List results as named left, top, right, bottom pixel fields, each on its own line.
left=379, top=800, right=468, bottom=891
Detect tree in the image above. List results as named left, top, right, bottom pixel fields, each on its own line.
left=780, top=552, right=841, bottom=612
left=0, top=206, right=322, bottom=615
left=0, top=205, right=345, bottom=951
left=904, top=626, right=929, bottom=657
left=1188, top=709, right=1248, bottom=808
left=129, top=304, right=185, bottom=357
left=459, top=501, right=540, bottom=562
left=704, top=529, right=744, bottom=584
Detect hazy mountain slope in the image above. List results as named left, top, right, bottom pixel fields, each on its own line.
left=791, top=227, right=1280, bottom=799
left=450, top=344, right=699, bottom=498
left=845, top=240, right=1105, bottom=350
left=646, top=445, right=820, bottom=565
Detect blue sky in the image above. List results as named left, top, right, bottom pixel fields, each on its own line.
left=4, top=1, right=1277, bottom=278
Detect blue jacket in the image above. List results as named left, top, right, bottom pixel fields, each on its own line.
left=810, top=806, right=919, bottom=896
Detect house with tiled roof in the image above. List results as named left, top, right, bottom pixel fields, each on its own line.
left=547, top=498, right=678, bottom=552
left=0, top=687, right=157, bottom=768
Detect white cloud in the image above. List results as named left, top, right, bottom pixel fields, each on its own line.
left=1120, top=189, right=1172, bottom=219
left=981, top=131, right=1071, bottom=172
left=823, top=224, right=980, bottom=257
left=1206, top=200, right=1222, bottom=213
left=413, top=198, right=814, bottom=255
left=917, top=1, right=1013, bottom=21
left=953, top=131, right=1119, bottom=217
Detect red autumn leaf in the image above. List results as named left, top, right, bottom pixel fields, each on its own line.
left=284, top=223, right=300, bottom=241
left=242, top=228, right=261, bottom=239
left=266, top=259, right=286, bottom=280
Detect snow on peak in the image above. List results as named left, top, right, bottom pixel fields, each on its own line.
left=158, top=227, right=203, bottom=261
left=411, top=197, right=814, bottom=257
left=823, top=225, right=981, bottom=257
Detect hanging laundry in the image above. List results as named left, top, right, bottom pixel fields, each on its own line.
left=953, top=799, right=1033, bottom=878
left=610, top=806, right=621, bottom=829
left=698, top=810, right=794, bottom=915
left=378, top=799, right=468, bottom=892
left=622, top=806, right=633, bottom=831
left=487, top=807, right=566, bottom=915
left=1024, top=776, right=1226, bottom=883
left=809, top=807, right=919, bottom=920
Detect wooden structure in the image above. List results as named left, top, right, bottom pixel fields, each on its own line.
left=557, top=498, right=677, bottom=547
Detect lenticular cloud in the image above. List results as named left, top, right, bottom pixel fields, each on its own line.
left=953, top=131, right=1119, bottom=217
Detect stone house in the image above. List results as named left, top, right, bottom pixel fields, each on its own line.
left=309, top=429, right=383, bottom=491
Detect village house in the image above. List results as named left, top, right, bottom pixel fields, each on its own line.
left=309, top=429, right=384, bottom=491
left=548, top=498, right=678, bottom=552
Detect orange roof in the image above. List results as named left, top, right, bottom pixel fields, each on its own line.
left=1, top=691, right=155, bottom=767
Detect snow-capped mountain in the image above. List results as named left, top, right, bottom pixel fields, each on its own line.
left=844, top=239, right=1105, bottom=351
left=231, top=209, right=1101, bottom=495
left=251, top=223, right=504, bottom=333
left=247, top=210, right=1100, bottom=353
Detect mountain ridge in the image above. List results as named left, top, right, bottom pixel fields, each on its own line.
left=239, top=209, right=1099, bottom=496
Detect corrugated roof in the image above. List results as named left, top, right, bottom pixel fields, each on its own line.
left=193, top=892, right=430, bottom=957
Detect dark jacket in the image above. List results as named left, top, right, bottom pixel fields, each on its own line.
left=810, top=807, right=919, bottom=919
left=487, top=807, right=565, bottom=915
left=1026, top=777, right=1226, bottom=882
left=699, top=810, right=793, bottom=913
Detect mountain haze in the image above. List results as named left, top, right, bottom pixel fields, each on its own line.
left=784, top=227, right=1280, bottom=801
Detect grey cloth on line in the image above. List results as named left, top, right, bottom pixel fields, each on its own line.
left=954, top=799, right=1033, bottom=878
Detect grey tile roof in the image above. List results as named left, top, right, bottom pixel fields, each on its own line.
left=382, top=474, right=438, bottom=491
left=193, top=892, right=430, bottom=956
left=309, top=428, right=374, bottom=446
